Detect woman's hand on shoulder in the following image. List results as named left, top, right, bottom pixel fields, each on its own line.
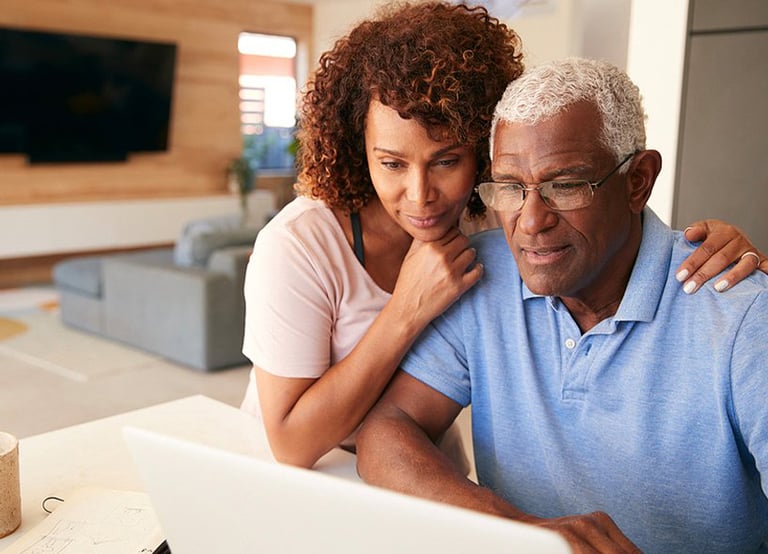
left=392, top=227, right=483, bottom=327
left=676, top=219, right=767, bottom=294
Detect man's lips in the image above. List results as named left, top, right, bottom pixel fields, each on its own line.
left=519, top=245, right=569, bottom=264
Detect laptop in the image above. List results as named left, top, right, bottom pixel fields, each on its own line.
left=123, top=426, right=571, bottom=554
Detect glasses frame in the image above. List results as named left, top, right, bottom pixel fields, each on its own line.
left=477, top=152, right=636, bottom=212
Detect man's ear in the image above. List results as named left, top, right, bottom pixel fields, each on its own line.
left=626, top=149, right=661, bottom=214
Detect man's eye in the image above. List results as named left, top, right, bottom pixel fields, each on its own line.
left=500, top=184, right=523, bottom=193
left=549, top=181, right=586, bottom=191
left=382, top=161, right=402, bottom=169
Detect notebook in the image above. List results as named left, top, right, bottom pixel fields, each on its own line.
left=123, top=426, right=571, bottom=554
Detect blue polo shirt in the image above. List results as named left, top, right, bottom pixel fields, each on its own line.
left=401, top=208, right=768, bottom=553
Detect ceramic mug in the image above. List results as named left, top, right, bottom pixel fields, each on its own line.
left=0, top=432, right=21, bottom=538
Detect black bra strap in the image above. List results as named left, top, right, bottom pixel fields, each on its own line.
left=350, top=212, right=365, bottom=267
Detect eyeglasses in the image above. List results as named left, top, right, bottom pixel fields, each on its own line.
left=476, top=153, right=635, bottom=212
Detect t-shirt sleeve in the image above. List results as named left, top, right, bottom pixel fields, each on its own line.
left=400, top=309, right=472, bottom=407
left=242, top=221, right=333, bottom=378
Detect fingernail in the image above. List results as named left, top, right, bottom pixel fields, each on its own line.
left=684, top=226, right=693, bottom=234
left=714, top=279, right=729, bottom=292
left=683, top=281, right=697, bottom=294
left=676, top=269, right=689, bottom=282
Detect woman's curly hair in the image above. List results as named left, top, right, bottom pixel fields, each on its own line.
left=294, top=1, right=524, bottom=218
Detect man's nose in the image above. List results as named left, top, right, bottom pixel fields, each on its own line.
left=515, top=189, right=558, bottom=234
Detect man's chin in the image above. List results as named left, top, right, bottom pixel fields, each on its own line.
left=519, top=271, right=567, bottom=297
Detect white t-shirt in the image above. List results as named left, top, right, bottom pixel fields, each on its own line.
left=241, top=196, right=391, bottom=416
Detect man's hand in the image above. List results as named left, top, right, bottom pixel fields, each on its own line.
left=527, top=511, right=641, bottom=553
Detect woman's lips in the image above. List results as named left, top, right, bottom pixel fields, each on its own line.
left=405, top=213, right=443, bottom=229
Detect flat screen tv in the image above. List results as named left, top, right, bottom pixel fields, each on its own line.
left=0, top=26, right=177, bottom=163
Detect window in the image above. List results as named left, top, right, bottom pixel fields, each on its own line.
left=238, top=32, right=297, bottom=171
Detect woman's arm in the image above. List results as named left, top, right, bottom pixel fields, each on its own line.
left=254, top=228, right=482, bottom=468
left=676, top=219, right=767, bottom=294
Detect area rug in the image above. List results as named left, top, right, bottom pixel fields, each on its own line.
left=0, top=289, right=168, bottom=382
left=0, top=286, right=57, bottom=340
left=0, top=317, right=27, bottom=340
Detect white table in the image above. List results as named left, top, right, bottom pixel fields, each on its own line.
left=0, top=395, right=358, bottom=551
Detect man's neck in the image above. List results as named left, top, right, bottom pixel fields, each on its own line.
left=560, top=293, right=626, bottom=334
left=559, top=219, right=643, bottom=334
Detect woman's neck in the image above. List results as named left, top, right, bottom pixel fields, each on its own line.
left=344, top=198, right=413, bottom=293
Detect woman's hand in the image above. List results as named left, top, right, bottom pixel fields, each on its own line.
left=676, top=219, right=767, bottom=294
left=392, top=227, right=483, bottom=330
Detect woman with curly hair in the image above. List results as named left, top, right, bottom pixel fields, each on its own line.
left=240, top=1, right=765, bottom=469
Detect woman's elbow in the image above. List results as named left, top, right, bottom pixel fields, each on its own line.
left=266, top=432, right=324, bottom=469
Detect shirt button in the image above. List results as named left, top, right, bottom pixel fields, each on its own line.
left=565, top=338, right=576, bottom=349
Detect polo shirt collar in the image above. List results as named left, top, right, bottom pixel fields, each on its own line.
left=614, top=208, right=673, bottom=323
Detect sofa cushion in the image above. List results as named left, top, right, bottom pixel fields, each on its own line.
left=174, top=215, right=259, bottom=268
left=52, top=256, right=104, bottom=297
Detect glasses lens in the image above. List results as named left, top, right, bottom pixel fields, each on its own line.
left=540, top=180, right=592, bottom=210
left=478, top=183, right=524, bottom=211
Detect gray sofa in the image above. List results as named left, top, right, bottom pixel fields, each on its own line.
left=52, top=216, right=259, bottom=371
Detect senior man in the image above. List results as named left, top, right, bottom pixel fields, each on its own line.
left=356, top=58, right=768, bottom=553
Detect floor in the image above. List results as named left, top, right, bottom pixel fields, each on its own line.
left=0, top=285, right=251, bottom=439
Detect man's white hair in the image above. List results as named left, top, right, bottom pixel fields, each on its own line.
left=490, top=57, right=646, bottom=165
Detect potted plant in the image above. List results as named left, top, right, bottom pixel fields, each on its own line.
left=226, top=156, right=255, bottom=217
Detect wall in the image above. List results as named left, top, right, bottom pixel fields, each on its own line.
left=626, top=0, right=689, bottom=224
left=0, top=0, right=311, bottom=206
left=576, top=0, right=631, bottom=69
left=310, top=0, right=630, bottom=70
left=311, top=0, right=380, bottom=62
left=311, top=0, right=580, bottom=67
left=0, top=0, right=310, bottom=271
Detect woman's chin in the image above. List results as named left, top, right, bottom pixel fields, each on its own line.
left=407, top=224, right=452, bottom=242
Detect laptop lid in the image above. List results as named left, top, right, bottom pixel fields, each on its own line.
left=123, top=426, right=571, bottom=554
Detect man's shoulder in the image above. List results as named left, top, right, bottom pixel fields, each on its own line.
left=657, top=234, right=768, bottom=344
left=469, top=227, right=508, bottom=253
left=468, top=228, right=521, bottom=283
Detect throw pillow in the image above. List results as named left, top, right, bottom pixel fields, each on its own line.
left=174, top=215, right=259, bottom=268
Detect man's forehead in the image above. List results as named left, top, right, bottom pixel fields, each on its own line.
left=492, top=104, right=603, bottom=161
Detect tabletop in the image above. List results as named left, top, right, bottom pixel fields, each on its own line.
left=0, top=395, right=358, bottom=551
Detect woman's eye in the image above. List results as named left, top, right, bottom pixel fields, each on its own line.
left=436, top=158, right=458, bottom=167
left=381, top=161, right=402, bottom=170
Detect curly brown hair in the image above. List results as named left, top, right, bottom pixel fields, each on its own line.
left=294, top=1, right=523, bottom=218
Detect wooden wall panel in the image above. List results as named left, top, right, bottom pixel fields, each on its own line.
left=0, top=0, right=311, bottom=206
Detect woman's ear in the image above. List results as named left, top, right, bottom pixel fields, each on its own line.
left=626, top=149, right=662, bottom=214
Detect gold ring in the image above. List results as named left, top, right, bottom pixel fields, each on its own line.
left=740, top=251, right=761, bottom=267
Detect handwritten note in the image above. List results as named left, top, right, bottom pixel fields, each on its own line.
left=4, top=488, right=163, bottom=554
